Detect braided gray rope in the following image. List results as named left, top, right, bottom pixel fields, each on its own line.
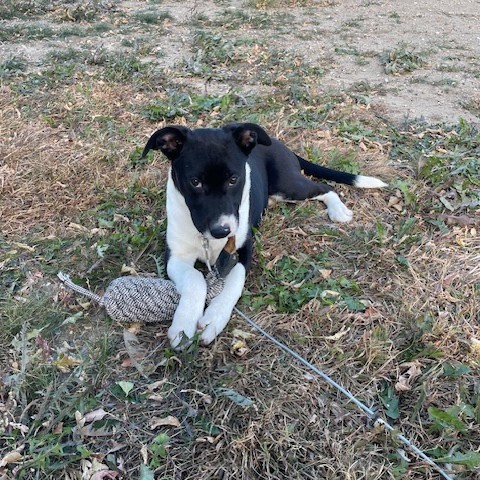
left=57, top=270, right=224, bottom=324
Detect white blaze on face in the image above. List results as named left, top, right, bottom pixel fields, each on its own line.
left=211, top=214, right=239, bottom=236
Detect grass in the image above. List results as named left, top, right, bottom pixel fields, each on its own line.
left=0, top=0, right=52, bottom=19
left=133, top=10, right=173, bottom=25
left=0, top=55, right=28, bottom=78
left=1, top=1, right=479, bottom=479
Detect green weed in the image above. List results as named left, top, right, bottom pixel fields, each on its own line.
left=142, top=91, right=251, bottom=125
left=0, top=55, right=28, bottom=78
left=134, top=10, right=173, bottom=25
left=380, top=43, right=426, bottom=74
left=246, top=254, right=366, bottom=313
left=391, top=120, right=480, bottom=212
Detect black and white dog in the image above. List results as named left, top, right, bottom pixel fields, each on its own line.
left=142, top=123, right=386, bottom=348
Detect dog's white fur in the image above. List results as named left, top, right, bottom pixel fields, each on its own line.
left=271, top=191, right=354, bottom=223
left=313, top=191, right=353, bottom=223
left=354, top=175, right=388, bottom=189
left=166, top=164, right=252, bottom=347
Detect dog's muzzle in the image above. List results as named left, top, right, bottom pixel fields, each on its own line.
left=208, top=214, right=238, bottom=239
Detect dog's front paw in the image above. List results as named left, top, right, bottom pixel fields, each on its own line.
left=198, top=311, right=229, bottom=345
left=168, top=324, right=195, bottom=350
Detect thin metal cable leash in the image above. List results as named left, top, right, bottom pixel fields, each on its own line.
left=202, top=236, right=454, bottom=480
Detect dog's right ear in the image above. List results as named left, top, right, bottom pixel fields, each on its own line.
left=141, top=126, right=190, bottom=161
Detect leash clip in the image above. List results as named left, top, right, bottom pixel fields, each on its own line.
left=201, top=235, right=213, bottom=272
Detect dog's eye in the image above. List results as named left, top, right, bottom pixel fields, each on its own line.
left=228, top=175, right=239, bottom=186
left=190, top=178, right=202, bottom=188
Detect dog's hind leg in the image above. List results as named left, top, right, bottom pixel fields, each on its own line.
left=272, top=176, right=353, bottom=223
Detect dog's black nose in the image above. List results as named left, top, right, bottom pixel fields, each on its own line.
left=210, top=225, right=231, bottom=239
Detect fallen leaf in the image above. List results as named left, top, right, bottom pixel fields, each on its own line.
left=320, top=290, right=340, bottom=298
left=395, top=376, right=411, bottom=392
left=388, top=196, right=400, bottom=206
left=53, top=422, right=63, bottom=434
left=231, top=339, right=249, bottom=357
left=140, top=445, right=148, bottom=464
left=121, top=264, right=137, bottom=275
left=266, top=253, right=285, bottom=269
left=116, top=381, right=134, bottom=397
left=121, top=357, right=134, bottom=368
left=0, top=451, right=23, bottom=467
left=470, top=337, right=480, bottom=360
left=180, top=389, right=212, bottom=404
left=114, top=214, right=130, bottom=223
left=68, top=222, right=89, bottom=232
left=106, top=441, right=127, bottom=454
left=195, top=436, right=216, bottom=443
left=146, top=379, right=168, bottom=391
left=54, top=354, right=81, bottom=372
left=215, top=388, right=254, bottom=408
left=150, top=416, right=181, bottom=429
left=439, top=214, right=475, bottom=227
left=9, top=422, right=29, bottom=435
left=147, top=393, right=164, bottom=402
left=91, top=471, right=118, bottom=480
left=83, top=458, right=117, bottom=480
left=83, top=408, right=108, bottom=423
left=231, top=328, right=255, bottom=340
left=319, top=269, right=332, bottom=279
left=395, top=361, right=422, bottom=391
left=127, top=323, right=142, bottom=334
left=324, top=327, right=350, bottom=341
left=79, top=424, right=114, bottom=437
left=75, top=410, right=84, bottom=426
left=123, top=330, right=146, bottom=362
left=12, top=242, right=35, bottom=252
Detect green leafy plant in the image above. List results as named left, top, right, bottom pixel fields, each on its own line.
left=148, top=433, right=170, bottom=468
left=378, top=384, right=400, bottom=420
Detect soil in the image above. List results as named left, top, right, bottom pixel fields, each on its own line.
left=1, top=0, right=479, bottom=125
left=305, top=0, right=480, bottom=125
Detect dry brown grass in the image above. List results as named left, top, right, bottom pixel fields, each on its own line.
left=1, top=1, right=479, bottom=479
left=0, top=84, right=166, bottom=237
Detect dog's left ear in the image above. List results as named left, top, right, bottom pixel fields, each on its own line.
left=225, top=123, right=272, bottom=155
left=141, top=126, right=190, bottom=161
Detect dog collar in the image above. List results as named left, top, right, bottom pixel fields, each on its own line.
left=201, top=235, right=238, bottom=278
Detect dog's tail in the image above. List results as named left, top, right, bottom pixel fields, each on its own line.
left=296, top=155, right=387, bottom=188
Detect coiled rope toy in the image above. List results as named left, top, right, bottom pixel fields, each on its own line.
left=58, top=237, right=238, bottom=324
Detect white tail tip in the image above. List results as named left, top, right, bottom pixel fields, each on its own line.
left=354, top=175, right=388, bottom=189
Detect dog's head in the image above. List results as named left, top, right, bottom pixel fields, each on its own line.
left=142, top=123, right=271, bottom=239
